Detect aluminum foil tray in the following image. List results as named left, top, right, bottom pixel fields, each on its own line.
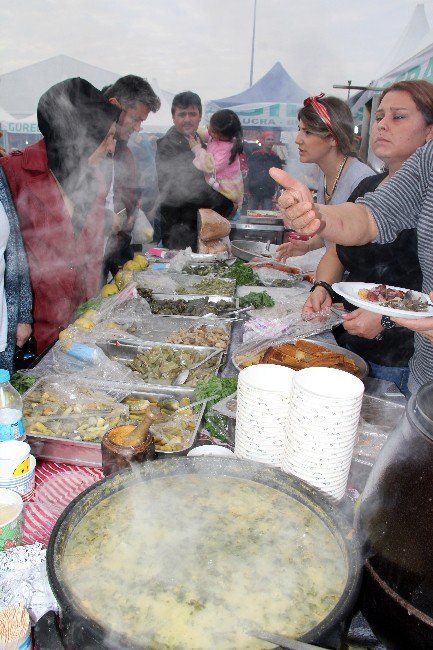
left=126, top=315, right=232, bottom=348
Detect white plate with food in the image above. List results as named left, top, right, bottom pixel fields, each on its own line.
left=332, top=282, right=433, bottom=319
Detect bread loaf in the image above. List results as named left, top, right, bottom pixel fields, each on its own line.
left=198, top=208, right=231, bottom=242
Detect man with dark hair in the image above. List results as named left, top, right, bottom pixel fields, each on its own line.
left=102, top=75, right=160, bottom=278
left=156, top=91, right=233, bottom=250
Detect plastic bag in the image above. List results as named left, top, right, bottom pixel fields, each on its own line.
left=131, top=209, right=154, bottom=244
left=234, top=306, right=345, bottom=367
left=168, top=247, right=194, bottom=273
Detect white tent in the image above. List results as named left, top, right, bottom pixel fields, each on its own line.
left=140, top=78, right=173, bottom=134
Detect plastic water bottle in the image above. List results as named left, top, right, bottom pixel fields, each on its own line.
left=0, top=369, right=25, bottom=441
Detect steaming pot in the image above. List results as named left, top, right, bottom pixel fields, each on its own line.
left=39, top=458, right=361, bottom=650
left=358, top=381, right=433, bottom=649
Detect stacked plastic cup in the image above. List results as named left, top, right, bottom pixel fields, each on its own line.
left=235, top=364, right=294, bottom=466
left=281, top=367, right=364, bottom=500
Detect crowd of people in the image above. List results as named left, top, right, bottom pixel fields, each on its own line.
left=0, top=73, right=432, bottom=398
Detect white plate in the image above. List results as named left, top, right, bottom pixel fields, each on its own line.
left=332, top=282, right=433, bottom=319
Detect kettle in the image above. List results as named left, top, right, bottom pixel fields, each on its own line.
left=357, top=381, right=433, bottom=649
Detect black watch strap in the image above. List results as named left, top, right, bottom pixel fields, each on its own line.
left=310, top=281, right=339, bottom=302
left=381, top=315, right=396, bottom=330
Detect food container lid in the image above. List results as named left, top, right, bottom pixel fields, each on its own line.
left=411, top=381, right=433, bottom=437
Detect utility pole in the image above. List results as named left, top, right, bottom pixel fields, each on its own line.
left=249, top=0, right=257, bottom=87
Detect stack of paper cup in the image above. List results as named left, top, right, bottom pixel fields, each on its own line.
left=235, top=364, right=294, bottom=466
left=0, top=441, right=36, bottom=501
left=282, top=367, right=364, bottom=500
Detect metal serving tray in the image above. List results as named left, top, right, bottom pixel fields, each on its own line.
left=96, top=340, right=224, bottom=395
left=149, top=294, right=238, bottom=317
left=25, top=381, right=206, bottom=466
left=232, top=338, right=369, bottom=378
left=126, top=315, right=233, bottom=348
left=137, top=272, right=236, bottom=297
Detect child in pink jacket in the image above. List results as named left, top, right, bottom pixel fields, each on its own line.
left=189, top=109, right=244, bottom=212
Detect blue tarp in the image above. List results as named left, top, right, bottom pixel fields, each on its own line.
left=212, top=62, right=309, bottom=107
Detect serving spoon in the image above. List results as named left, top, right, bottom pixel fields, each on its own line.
left=247, top=630, right=325, bottom=649
left=173, top=349, right=221, bottom=386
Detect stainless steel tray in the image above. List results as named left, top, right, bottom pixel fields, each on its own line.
left=25, top=383, right=205, bottom=466
left=149, top=294, right=237, bottom=317
left=127, top=315, right=232, bottom=348
left=137, top=272, right=236, bottom=297
left=231, top=239, right=278, bottom=262
left=96, top=340, right=224, bottom=394
left=232, top=338, right=369, bottom=378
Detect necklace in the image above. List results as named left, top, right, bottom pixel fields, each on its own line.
left=324, top=156, right=348, bottom=204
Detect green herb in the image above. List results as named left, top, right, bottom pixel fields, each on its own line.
left=176, top=278, right=235, bottom=296
left=239, top=291, right=275, bottom=309
left=10, top=372, right=37, bottom=395
left=222, top=259, right=260, bottom=286
left=75, top=296, right=103, bottom=317
left=194, top=376, right=238, bottom=440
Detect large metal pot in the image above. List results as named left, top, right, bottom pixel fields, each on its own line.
left=357, top=381, right=433, bottom=649
left=45, top=458, right=361, bottom=649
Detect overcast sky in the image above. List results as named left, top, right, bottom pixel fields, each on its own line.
left=1, top=0, right=433, bottom=100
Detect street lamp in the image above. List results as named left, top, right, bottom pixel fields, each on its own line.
left=249, top=0, right=257, bottom=87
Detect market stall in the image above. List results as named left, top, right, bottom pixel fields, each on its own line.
left=0, top=244, right=414, bottom=649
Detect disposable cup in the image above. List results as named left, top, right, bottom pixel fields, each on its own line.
left=0, top=455, right=36, bottom=496
left=238, top=364, right=295, bottom=393
left=0, top=488, right=24, bottom=550
left=0, top=440, right=31, bottom=480
left=293, top=367, right=364, bottom=399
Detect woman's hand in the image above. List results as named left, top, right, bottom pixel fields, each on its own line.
left=276, top=240, right=310, bottom=261
left=188, top=134, right=199, bottom=150
left=16, top=323, right=32, bottom=348
left=392, top=291, right=433, bottom=343
left=342, top=309, right=383, bottom=339
left=269, top=168, right=322, bottom=235
left=302, top=287, right=332, bottom=317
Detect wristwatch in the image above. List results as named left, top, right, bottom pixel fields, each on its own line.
left=380, top=315, right=396, bottom=330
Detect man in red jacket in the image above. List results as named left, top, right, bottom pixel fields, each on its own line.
left=0, top=78, right=120, bottom=354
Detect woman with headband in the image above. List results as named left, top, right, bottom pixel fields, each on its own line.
left=270, top=80, right=433, bottom=395
left=276, top=94, right=374, bottom=260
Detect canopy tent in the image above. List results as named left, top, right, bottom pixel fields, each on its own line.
left=207, top=62, right=309, bottom=131
left=0, top=55, right=122, bottom=119
left=350, top=4, right=433, bottom=119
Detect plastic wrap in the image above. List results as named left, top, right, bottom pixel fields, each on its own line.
left=253, top=266, right=303, bottom=288
left=27, top=342, right=134, bottom=383
left=241, top=305, right=344, bottom=347
left=22, top=376, right=129, bottom=443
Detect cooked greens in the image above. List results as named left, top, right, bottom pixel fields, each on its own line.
left=239, top=291, right=275, bottom=309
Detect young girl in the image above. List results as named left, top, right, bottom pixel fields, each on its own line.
left=189, top=109, right=244, bottom=213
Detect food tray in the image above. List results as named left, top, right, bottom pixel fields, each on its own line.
left=231, top=239, right=278, bottom=262
left=126, top=315, right=233, bottom=348
left=236, top=285, right=310, bottom=302
left=149, top=294, right=237, bottom=317
left=137, top=272, right=236, bottom=297
left=232, top=338, right=369, bottom=378
left=25, top=384, right=206, bottom=466
left=96, top=341, right=224, bottom=395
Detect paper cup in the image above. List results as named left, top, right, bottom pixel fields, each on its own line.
left=0, top=488, right=24, bottom=551
left=0, top=455, right=36, bottom=497
left=0, top=440, right=30, bottom=480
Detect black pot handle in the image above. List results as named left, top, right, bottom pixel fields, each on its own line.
left=34, top=610, right=64, bottom=649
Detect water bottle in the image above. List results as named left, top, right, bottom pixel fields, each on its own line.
left=0, top=369, right=25, bottom=441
